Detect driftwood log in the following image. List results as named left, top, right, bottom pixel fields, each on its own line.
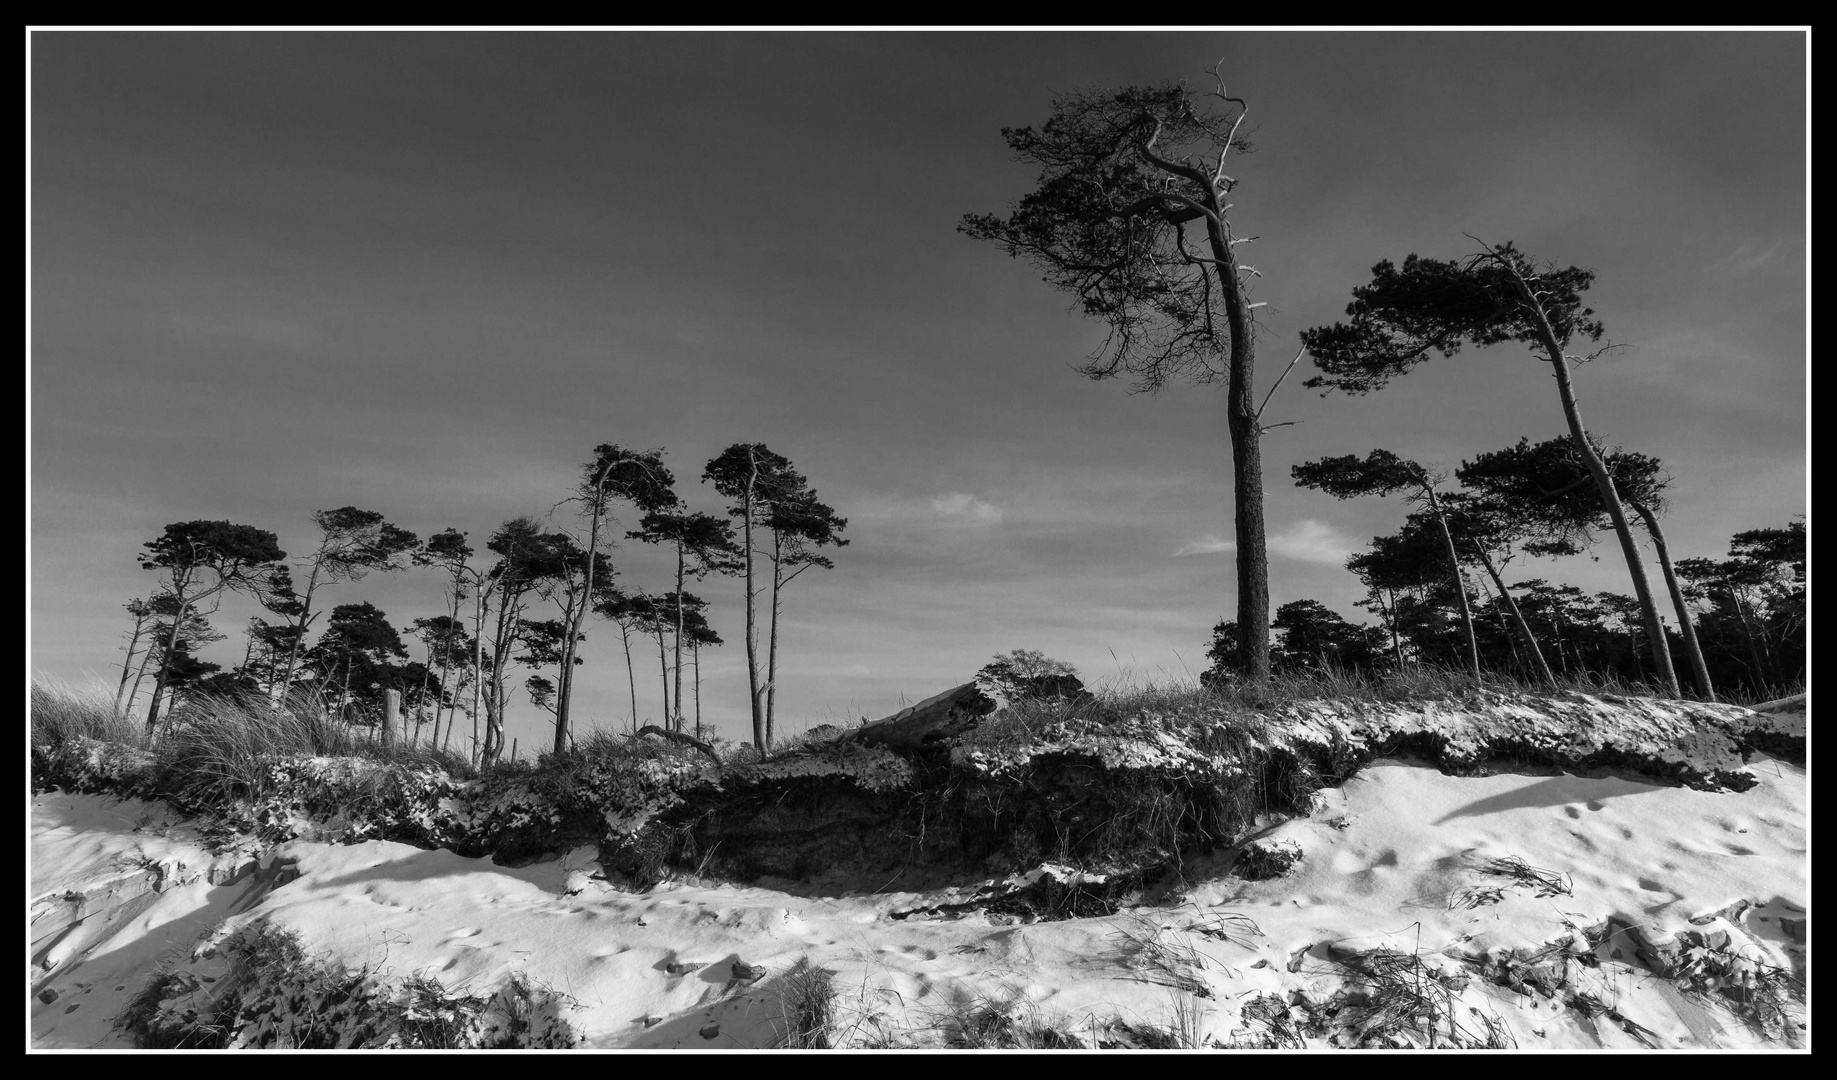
left=843, top=682, right=1003, bottom=752
left=631, top=725, right=722, bottom=764
left=1749, top=693, right=1807, bottom=714
left=842, top=673, right=1095, bottom=753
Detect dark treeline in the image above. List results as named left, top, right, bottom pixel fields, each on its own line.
left=118, top=443, right=847, bottom=767
left=1201, top=514, right=1803, bottom=700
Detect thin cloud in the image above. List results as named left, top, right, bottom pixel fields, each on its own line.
left=1269, top=519, right=1357, bottom=565
left=929, top=491, right=1004, bottom=526
left=1730, top=234, right=1784, bottom=275
left=1172, top=534, right=1236, bottom=558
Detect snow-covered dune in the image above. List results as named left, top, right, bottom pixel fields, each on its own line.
left=30, top=729, right=1807, bottom=1049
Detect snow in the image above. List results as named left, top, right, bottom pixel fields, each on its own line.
left=30, top=719, right=1808, bottom=1051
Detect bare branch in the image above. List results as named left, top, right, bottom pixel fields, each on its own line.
left=1136, top=121, right=1217, bottom=191
left=1254, top=344, right=1308, bottom=423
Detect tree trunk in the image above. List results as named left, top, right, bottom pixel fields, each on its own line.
left=741, top=449, right=766, bottom=748
left=619, top=620, right=638, bottom=733
left=116, top=608, right=153, bottom=714
left=144, top=596, right=190, bottom=734
left=1479, top=578, right=1522, bottom=674
left=1510, top=266, right=1680, bottom=696
left=1725, top=586, right=1771, bottom=690
left=655, top=622, right=671, bottom=724
left=468, top=585, right=486, bottom=764
left=438, top=572, right=464, bottom=749
left=554, top=477, right=606, bottom=749
left=556, top=467, right=612, bottom=752
left=1378, top=587, right=1406, bottom=670
left=419, top=645, right=435, bottom=750
left=1469, top=545, right=1555, bottom=685
left=1199, top=207, right=1268, bottom=682
left=1424, top=491, right=1483, bottom=679
left=765, top=530, right=783, bottom=748
left=673, top=540, right=686, bottom=734
left=277, top=565, right=323, bottom=697
left=1627, top=500, right=1714, bottom=700
left=482, top=588, right=521, bottom=767
left=693, top=640, right=703, bottom=742
left=123, top=622, right=160, bottom=718
left=553, top=582, right=586, bottom=755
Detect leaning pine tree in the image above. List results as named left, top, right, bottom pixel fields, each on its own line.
left=1458, top=436, right=1714, bottom=700
left=961, top=71, right=1278, bottom=681
left=1292, top=450, right=1485, bottom=680
left=136, top=520, right=290, bottom=733
left=1301, top=242, right=1682, bottom=697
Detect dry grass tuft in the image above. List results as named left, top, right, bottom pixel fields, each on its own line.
left=31, top=676, right=148, bottom=750
left=1449, top=854, right=1573, bottom=909
left=1326, top=943, right=1514, bottom=1049
left=773, top=957, right=838, bottom=1049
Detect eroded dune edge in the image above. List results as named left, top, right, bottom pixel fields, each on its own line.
left=30, top=690, right=1807, bottom=1050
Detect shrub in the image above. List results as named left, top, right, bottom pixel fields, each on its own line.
left=114, top=922, right=581, bottom=1048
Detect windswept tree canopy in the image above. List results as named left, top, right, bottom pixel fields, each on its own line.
left=1457, top=436, right=1666, bottom=555
left=1301, top=244, right=1606, bottom=395
left=960, top=81, right=1256, bottom=390
left=629, top=510, right=743, bottom=577
left=1292, top=449, right=1434, bottom=500
left=702, top=443, right=805, bottom=510
left=419, top=528, right=475, bottom=569
left=581, top=444, right=677, bottom=517
left=306, top=507, right=421, bottom=580
left=140, top=520, right=288, bottom=581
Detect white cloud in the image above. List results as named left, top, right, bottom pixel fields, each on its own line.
left=1175, top=520, right=1355, bottom=564
left=1269, top=519, right=1357, bottom=565
left=1729, top=233, right=1784, bottom=275
left=929, top=491, right=1004, bottom=526
left=1172, top=534, right=1236, bottom=558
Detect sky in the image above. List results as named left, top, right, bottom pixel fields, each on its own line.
left=29, top=30, right=1808, bottom=753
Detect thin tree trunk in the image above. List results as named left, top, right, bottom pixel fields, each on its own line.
left=618, top=620, right=638, bottom=733
left=1424, top=491, right=1483, bottom=679
left=1510, top=265, right=1680, bottom=696
left=766, top=530, right=783, bottom=748
left=693, top=640, right=703, bottom=742
left=556, top=467, right=613, bottom=753
left=1726, top=587, right=1770, bottom=690
left=742, top=449, right=766, bottom=749
left=124, top=625, right=160, bottom=718
left=1480, top=580, right=1522, bottom=675
left=144, top=596, right=190, bottom=734
left=277, top=565, right=323, bottom=697
left=116, top=609, right=150, bottom=712
left=469, top=585, right=486, bottom=764
left=655, top=623, right=671, bottom=723
left=418, top=643, right=435, bottom=749
left=1469, top=545, right=1555, bottom=685
left=482, top=587, right=520, bottom=767
left=1627, top=499, right=1714, bottom=700
left=437, top=573, right=463, bottom=748
left=1377, top=587, right=1405, bottom=670
left=673, top=541, right=686, bottom=733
